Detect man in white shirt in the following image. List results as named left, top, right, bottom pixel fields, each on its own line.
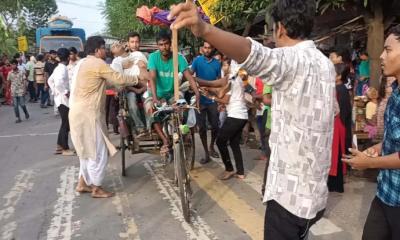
left=67, top=47, right=79, bottom=89
left=48, top=48, right=74, bottom=156
left=26, top=55, right=37, bottom=102
left=170, top=0, right=336, bottom=239
left=125, top=32, right=148, bottom=133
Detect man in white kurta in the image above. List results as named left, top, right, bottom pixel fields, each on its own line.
left=69, top=36, right=147, bottom=198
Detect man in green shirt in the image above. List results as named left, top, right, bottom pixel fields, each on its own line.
left=147, top=31, right=200, bottom=153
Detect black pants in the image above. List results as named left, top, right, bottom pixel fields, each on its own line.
left=57, top=105, right=70, bottom=150
left=265, top=200, right=324, bottom=240
left=197, top=103, right=219, bottom=143
left=362, top=196, right=400, bottom=240
left=28, top=81, right=37, bottom=101
left=216, top=117, right=247, bottom=175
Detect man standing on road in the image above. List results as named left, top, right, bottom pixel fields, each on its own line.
left=48, top=48, right=74, bottom=156
left=44, top=50, right=58, bottom=108
left=191, top=41, right=221, bottom=164
left=8, top=59, right=29, bottom=123
left=69, top=36, right=148, bottom=198
left=67, top=47, right=79, bottom=88
left=343, top=25, right=400, bottom=240
left=169, top=0, right=336, bottom=238
left=34, top=54, right=47, bottom=107
left=26, top=55, right=37, bottom=102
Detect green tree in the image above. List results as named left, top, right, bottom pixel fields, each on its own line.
left=0, top=16, right=18, bottom=56
left=0, top=0, right=58, bottom=52
left=102, top=0, right=179, bottom=39
left=102, top=0, right=203, bottom=54
left=211, top=0, right=271, bottom=36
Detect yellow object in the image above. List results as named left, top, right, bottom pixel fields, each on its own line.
left=17, top=36, right=28, bottom=52
left=198, top=0, right=224, bottom=25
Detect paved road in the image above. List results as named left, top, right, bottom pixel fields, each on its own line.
left=0, top=100, right=376, bottom=240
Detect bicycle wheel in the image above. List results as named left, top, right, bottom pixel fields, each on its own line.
left=184, top=130, right=196, bottom=171
left=120, top=135, right=126, bottom=177
left=174, top=139, right=191, bottom=223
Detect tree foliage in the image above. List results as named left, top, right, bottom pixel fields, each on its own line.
left=210, top=0, right=271, bottom=35
left=102, top=0, right=179, bottom=39
left=102, top=0, right=204, bottom=54
left=0, top=0, right=58, bottom=52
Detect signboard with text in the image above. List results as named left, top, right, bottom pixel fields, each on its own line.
left=198, top=0, right=224, bottom=25
left=17, top=36, right=28, bottom=52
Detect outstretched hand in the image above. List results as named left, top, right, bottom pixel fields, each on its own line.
left=168, top=0, right=209, bottom=37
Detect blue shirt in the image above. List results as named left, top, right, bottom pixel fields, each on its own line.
left=191, top=55, right=221, bottom=105
left=377, top=81, right=400, bottom=206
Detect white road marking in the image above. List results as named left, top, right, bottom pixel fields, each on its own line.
left=0, top=132, right=58, bottom=138
left=46, top=166, right=79, bottom=240
left=214, top=159, right=343, bottom=236
left=310, top=217, right=343, bottom=235
left=107, top=167, right=141, bottom=240
left=0, top=170, right=35, bottom=240
left=144, top=161, right=218, bottom=240
left=1, top=222, right=16, bottom=240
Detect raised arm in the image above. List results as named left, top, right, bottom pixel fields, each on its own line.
left=169, top=1, right=250, bottom=64
left=99, top=62, right=139, bottom=87
left=197, top=76, right=228, bottom=88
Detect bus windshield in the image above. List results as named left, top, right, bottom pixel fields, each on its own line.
left=40, top=37, right=83, bottom=53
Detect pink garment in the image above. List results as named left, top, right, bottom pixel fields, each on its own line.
left=364, top=124, right=378, bottom=139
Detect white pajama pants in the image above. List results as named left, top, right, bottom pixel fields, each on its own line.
left=79, top=124, right=108, bottom=186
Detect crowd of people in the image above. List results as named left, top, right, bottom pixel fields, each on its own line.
left=1, top=0, right=400, bottom=238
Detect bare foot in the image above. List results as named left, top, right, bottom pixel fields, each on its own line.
left=91, top=187, right=115, bottom=198
left=76, top=185, right=92, bottom=193
left=235, top=174, right=245, bottom=180
left=219, top=171, right=235, bottom=180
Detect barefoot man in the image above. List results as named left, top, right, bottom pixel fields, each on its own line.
left=69, top=36, right=148, bottom=198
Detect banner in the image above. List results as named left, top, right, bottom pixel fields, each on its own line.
left=198, top=0, right=223, bottom=25
left=17, top=36, right=28, bottom=52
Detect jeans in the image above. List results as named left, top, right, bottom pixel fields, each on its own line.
left=126, top=92, right=145, bottom=130
left=27, top=81, right=36, bottom=101
left=57, top=105, right=70, bottom=150
left=362, top=196, right=400, bottom=240
left=265, top=200, right=324, bottom=240
left=13, top=96, right=29, bottom=119
left=216, top=117, right=247, bottom=175
left=197, top=103, right=220, bottom=153
left=37, top=83, right=49, bottom=106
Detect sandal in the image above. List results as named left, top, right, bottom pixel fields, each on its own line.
left=235, top=174, right=246, bottom=180
left=219, top=171, right=235, bottom=180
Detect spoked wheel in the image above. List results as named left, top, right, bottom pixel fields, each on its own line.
left=174, top=139, right=191, bottom=223
left=183, top=130, right=196, bottom=171
left=120, top=135, right=126, bottom=177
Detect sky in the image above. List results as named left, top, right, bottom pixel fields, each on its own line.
left=55, top=0, right=106, bottom=37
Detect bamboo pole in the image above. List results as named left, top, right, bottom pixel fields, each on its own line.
left=172, top=28, right=179, bottom=102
